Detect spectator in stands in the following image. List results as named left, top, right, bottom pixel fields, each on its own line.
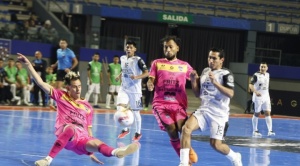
left=4, top=58, right=21, bottom=105
left=0, top=59, right=12, bottom=105
left=27, top=19, right=40, bottom=41
left=32, top=51, right=47, bottom=106
left=15, top=61, right=32, bottom=106
left=40, top=20, right=58, bottom=44
left=51, top=39, right=78, bottom=90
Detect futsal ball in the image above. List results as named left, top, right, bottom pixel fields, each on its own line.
left=114, top=109, right=134, bottom=127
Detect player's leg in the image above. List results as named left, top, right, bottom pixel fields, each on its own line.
left=85, top=139, right=139, bottom=158
left=117, top=89, right=130, bottom=138
left=93, top=83, right=100, bottom=108
left=179, top=111, right=201, bottom=166
left=35, top=125, right=76, bottom=166
left=252, top=100, right=262, bottom=137
left=129, top=93, right=143, bottom=141
left=175, top=108, right=198, bottom=164
left=153, top=106, right=181, bottom=156
left=209, top=116, right=242, bottom=166
left=85, top=83, right=94, bottom=103
left=263, top=100, right=275, bottom=136
left=105, top=85, right=114, bottom=108
left=114, top=86, right=120, bottom=108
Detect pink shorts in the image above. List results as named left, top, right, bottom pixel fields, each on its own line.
left=152, top=104, right=187, bottom=131
left=55, top=124, right=96, bottom=155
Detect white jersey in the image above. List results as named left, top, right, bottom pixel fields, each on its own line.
left=199, top=67, right=234, bottom=117
left=250, top=72, right=270, bottom=101
left=120, top=55, right=147, bottom=94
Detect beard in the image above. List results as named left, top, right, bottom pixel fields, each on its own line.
left=165, top=54, right=176, bottom=61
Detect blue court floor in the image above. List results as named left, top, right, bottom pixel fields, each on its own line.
left=0, top=108, right=300, bottom=166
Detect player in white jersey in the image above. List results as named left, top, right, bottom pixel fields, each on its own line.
left=249, top=62, right=275, bottom=137
left=179, top=48, right=242, bottom=166
left=117, top=40, right=149, bottom=141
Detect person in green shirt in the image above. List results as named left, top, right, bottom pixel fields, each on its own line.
left=105, top=55, right=122, bottom=109
left=4, top=58, right=21, bottom=105
left=16, top=61, right=32, bottom=106
left=46, top=66, right=57, bottom=106
left=84, top=52, right=103, bottom=108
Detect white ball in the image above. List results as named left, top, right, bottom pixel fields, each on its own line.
left=114, top=109, right=134, bottom=127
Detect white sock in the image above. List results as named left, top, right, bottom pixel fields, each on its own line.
left=265, top=116, right=272, bottom=132
left=113, top=95, right=118, bottom=106
left=179, top=148, right=190, bottom=164
left=133, top=111, right=141, bottom=134
left=85, top=91, right=91, bottom=102
left=226, top=149, right=237, bottom=161
left=106, top=94, right=111, bottom=106
left=252, top=115, right=258, bottom=131
left=45, top=156, right=53, bottom=164
left=93, top=93, right=98, bottom=105
left=123, top=127, right=128, bottom=131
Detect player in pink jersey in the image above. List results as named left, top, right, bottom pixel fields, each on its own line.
left=17, top=53, right=139, bottom=166
left=147, top=36, right=198, bottom=164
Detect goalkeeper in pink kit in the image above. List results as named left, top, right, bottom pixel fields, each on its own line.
left=147, top=36, right=198, bottom=164
left=17, top=53, right=139, bottom=166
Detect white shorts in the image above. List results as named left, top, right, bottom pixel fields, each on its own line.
left=109, top=85, right=120, bottom=93
left=117, top=89, right=143, bottom=110
left=87, top=83, right=100, bottom=94
left=253, top=99, right=271, bottom=113
left=193, top=109, right=228, bottom=140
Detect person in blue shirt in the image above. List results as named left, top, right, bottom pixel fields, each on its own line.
left=32, top=51, right=47, bottom=106
left=51, top=39, right=78, bottom=90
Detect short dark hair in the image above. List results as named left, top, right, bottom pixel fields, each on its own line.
left=64, top=71, right=80, bottom=85
left=94, top=52, right=100, bottom=56
left=8, top=58, right=14, bottom=61
left=126, top=40, right=137, bottom=47
left=113, top=55, right=119, bottom=58
left=260, top=62, right=267, bottom=65
left=60, top=39, right=68, bottom=43
left=160, top=35, right=181, bottom=47
left=210, top=47, right=225, bottom=59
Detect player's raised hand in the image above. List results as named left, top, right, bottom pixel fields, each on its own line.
left=17, top=53, right=30, bottom=64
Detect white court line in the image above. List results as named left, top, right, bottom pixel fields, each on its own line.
left=21, top=160, right=31, bottom=166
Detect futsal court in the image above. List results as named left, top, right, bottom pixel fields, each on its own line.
left=1, top=106, right=300, bottom=166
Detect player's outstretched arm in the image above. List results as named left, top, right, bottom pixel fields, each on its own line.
left=17, top=53, right=52, bottom=95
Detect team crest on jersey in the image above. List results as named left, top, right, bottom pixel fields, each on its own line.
left=178, top=66, right=183, bottom=71
left=170, top=66, right=174, bottom=70
left=227, top=75, right=234, bottom=83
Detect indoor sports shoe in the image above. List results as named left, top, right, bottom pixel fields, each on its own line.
left=189, top=147, right=198, bottom=163
left=252, top=131, right=262, bottom=137
left=105, top=105, right=111, bottom=109
left=132, top=132, right=142, bottom=141
left=114, top=142, right=139, bottom=158
left=118, top=129, right=130, bottom=139
left=267, top=131, right=275, bottom=136
left=231, top=152, right=242, bottom=166
left=35, top=158, right=50, bottom=166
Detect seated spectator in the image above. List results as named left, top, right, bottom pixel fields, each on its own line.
left=4, top=58, right=21, bottom=105
left=27, top=19, right=40, bottom=41
left=16, top=61, right=32, bottom=105
left=40, top=20, right=58, bottom=44
left=0, top=59, right=12, bottom=105
left=13, top=20, right=29, bottom=40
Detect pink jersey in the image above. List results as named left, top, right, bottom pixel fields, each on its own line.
left=149, top=58, right=193, bottom=109
left=50, top=88, right=94, bottom=132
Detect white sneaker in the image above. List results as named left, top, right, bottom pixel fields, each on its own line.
left=252, top=131, right=262, bottom=137
left=105, top=105, right=111, bottom=109
left=113, top=142, right=139, bottom=158
left=231, top=152, right=242, bottom=166
left=267, top=131, right=275, bottom=136
left=35, top=158, right=50, bottom=166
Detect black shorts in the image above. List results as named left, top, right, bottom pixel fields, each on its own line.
left=56, top=70, right=67, bottom=81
